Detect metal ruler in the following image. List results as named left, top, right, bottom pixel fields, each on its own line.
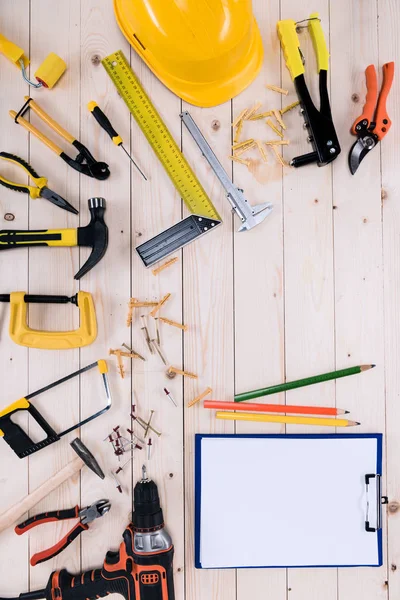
left=102, top=51, right=221, bottom=221
left=180, top=111, right=273, bottom=232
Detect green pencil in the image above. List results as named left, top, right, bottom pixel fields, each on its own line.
left=234, top=364, right=375, bottom=403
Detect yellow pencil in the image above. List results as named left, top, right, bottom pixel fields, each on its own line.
left=215, top=412, right=359, bottom=427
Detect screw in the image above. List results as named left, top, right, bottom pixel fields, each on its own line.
left=91, top=54, right=101, bottom=65
left=351, top=93, right=360, bottom=103
left=144, top=410, right=155, bottom=438
left=211, top=119, right=220, bottom=131
left=326, top=140, right=333, bottom=146
left=4, top=213, right=15, bottom=221
left=329, top=148, right=336, bottom=154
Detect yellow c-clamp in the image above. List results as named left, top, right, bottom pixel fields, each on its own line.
left=0, top=291, right=97, bottom=349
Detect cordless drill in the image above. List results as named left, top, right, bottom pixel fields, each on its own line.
left=2, top=467, right=175, bottom=600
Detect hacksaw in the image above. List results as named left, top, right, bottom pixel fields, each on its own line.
left=102, top=50, right=222, bottom=265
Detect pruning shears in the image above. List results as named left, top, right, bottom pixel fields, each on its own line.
left=349, top=62, right=394, bottom=174
left=0, top=152, right=78, bottom=214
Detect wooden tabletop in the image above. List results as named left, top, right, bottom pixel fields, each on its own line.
left=0, top=1, right=398, bottom=599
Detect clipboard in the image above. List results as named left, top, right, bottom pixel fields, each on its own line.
left=195, top=433, right=385, bottom=569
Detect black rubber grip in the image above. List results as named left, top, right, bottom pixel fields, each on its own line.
left=0, top=152, right=41, bottom=178
left=32, top=522, right=88, bottom=566
left=23, top=294, right=74, bottom=304
left=90, top=106, right=120, bottom=142
left=0, top=230, right=61, bottom=248
left=16, top=507, right=79, bottom=534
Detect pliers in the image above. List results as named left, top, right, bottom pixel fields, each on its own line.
left=0, top=152, right=78, bottom=214
left=349, top=62, right=394, bottom=174
left=15, top=499, right=110, bottom=566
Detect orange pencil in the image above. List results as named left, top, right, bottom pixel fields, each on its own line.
left=203, top=400, right=348, bottom=416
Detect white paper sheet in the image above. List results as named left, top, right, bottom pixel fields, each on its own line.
left=198, top=436, right=380, bottom=568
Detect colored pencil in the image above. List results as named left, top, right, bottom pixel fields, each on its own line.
left=234, top=364, right=375, bottom=403
left=215, top=412, right=360, bottom=428
left=204, top=400, right=348, bottom=416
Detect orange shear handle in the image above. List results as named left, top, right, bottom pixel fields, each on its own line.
left=375, top=61, right=394, bottom=140
left=351, top=64, right=378, bottom=134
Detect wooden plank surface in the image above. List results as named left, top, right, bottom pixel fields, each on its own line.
left=0, top=1, right=398, bottom=599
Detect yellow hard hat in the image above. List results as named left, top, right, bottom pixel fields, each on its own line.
left=113, top=0, right=263, bottom=107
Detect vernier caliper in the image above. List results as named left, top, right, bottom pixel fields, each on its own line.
left=180, top=111, right=273, bottom=232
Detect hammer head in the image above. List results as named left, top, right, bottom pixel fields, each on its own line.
left=75, top=197, right=108, bottom=279
left=70, top=437, right=105, bottom=479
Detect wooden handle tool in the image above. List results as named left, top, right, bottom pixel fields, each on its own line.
left=0, top=455, right=84, bottom=534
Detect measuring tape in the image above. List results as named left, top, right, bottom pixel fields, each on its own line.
left=102, top=51, right=221, bottom=221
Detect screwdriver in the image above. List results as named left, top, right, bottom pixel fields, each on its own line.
left=88, top=101, right=148, bottom=180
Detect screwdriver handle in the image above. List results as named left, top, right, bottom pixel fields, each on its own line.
left=88, top=101, right=122, bottom=146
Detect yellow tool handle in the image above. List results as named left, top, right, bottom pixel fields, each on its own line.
left=10, top=110, right=64, bottom=156
left=277, top=18, right=305, bottom=80
left=0, top=32, right=29, bottom=68
left=0, top=398, right=29, bottom=427
left=23, top=96, right=75, bottom=145
left=97, top=359, right=108, bottom=374
left=0, top=229, right=77, bottom=248
left=0, top=173, right=43, bottom=199
left=0, top=152, right=47, bottom=199
left=308, top=12, right=329, bottom=72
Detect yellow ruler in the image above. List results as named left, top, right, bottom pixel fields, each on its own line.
left=102, top=51, right=221, bottom=221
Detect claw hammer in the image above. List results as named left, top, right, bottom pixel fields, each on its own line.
left=0, top=197, right=108, bottom=279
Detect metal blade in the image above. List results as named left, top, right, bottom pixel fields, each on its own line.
left=237, top=202, right=273, bottom=232
left=40, top=187, right=79, bottom=215
left=348, top=137, right=375, bottom=175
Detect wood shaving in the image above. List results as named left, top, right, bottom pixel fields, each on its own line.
left=266, top=84, right=288, bottom=95
left=256, top=140, right=268, bottom=163
left=266, top=118, right=284, bottom=139
left=273, top=109, right=286, bottom=130
left=229, top=155, right=250, bottom=166
left=280, top=100, right=300, bottom=114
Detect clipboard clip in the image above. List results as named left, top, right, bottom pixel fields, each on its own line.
left=365, top=473, right=388, bottom=532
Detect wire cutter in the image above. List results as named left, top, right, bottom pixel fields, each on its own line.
left=15, top=499, right=111, bottom=566
left=0, top=152, right=78, bottom=214
left=349, top=62, right=394, bottom=174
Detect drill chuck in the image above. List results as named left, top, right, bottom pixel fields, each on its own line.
left=132, top=476, right=164, bottom=531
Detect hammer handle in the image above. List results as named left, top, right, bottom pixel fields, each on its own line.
left=0, top=456, right=84, bottom=534
left=0, top=228, right=77, bottom=248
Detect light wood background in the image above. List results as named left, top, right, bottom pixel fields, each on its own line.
left=0, top=1, right=398, bottom=599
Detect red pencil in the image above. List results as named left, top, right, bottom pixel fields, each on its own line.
left=203, top=400, right=348, bottom=416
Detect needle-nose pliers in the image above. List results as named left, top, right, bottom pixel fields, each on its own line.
left=0, top=152, right=78, bottom=214
left=15, top=499, right=111, bottom=566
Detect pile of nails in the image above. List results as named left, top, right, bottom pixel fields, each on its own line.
left=104, top=405, right=161, bottom=493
